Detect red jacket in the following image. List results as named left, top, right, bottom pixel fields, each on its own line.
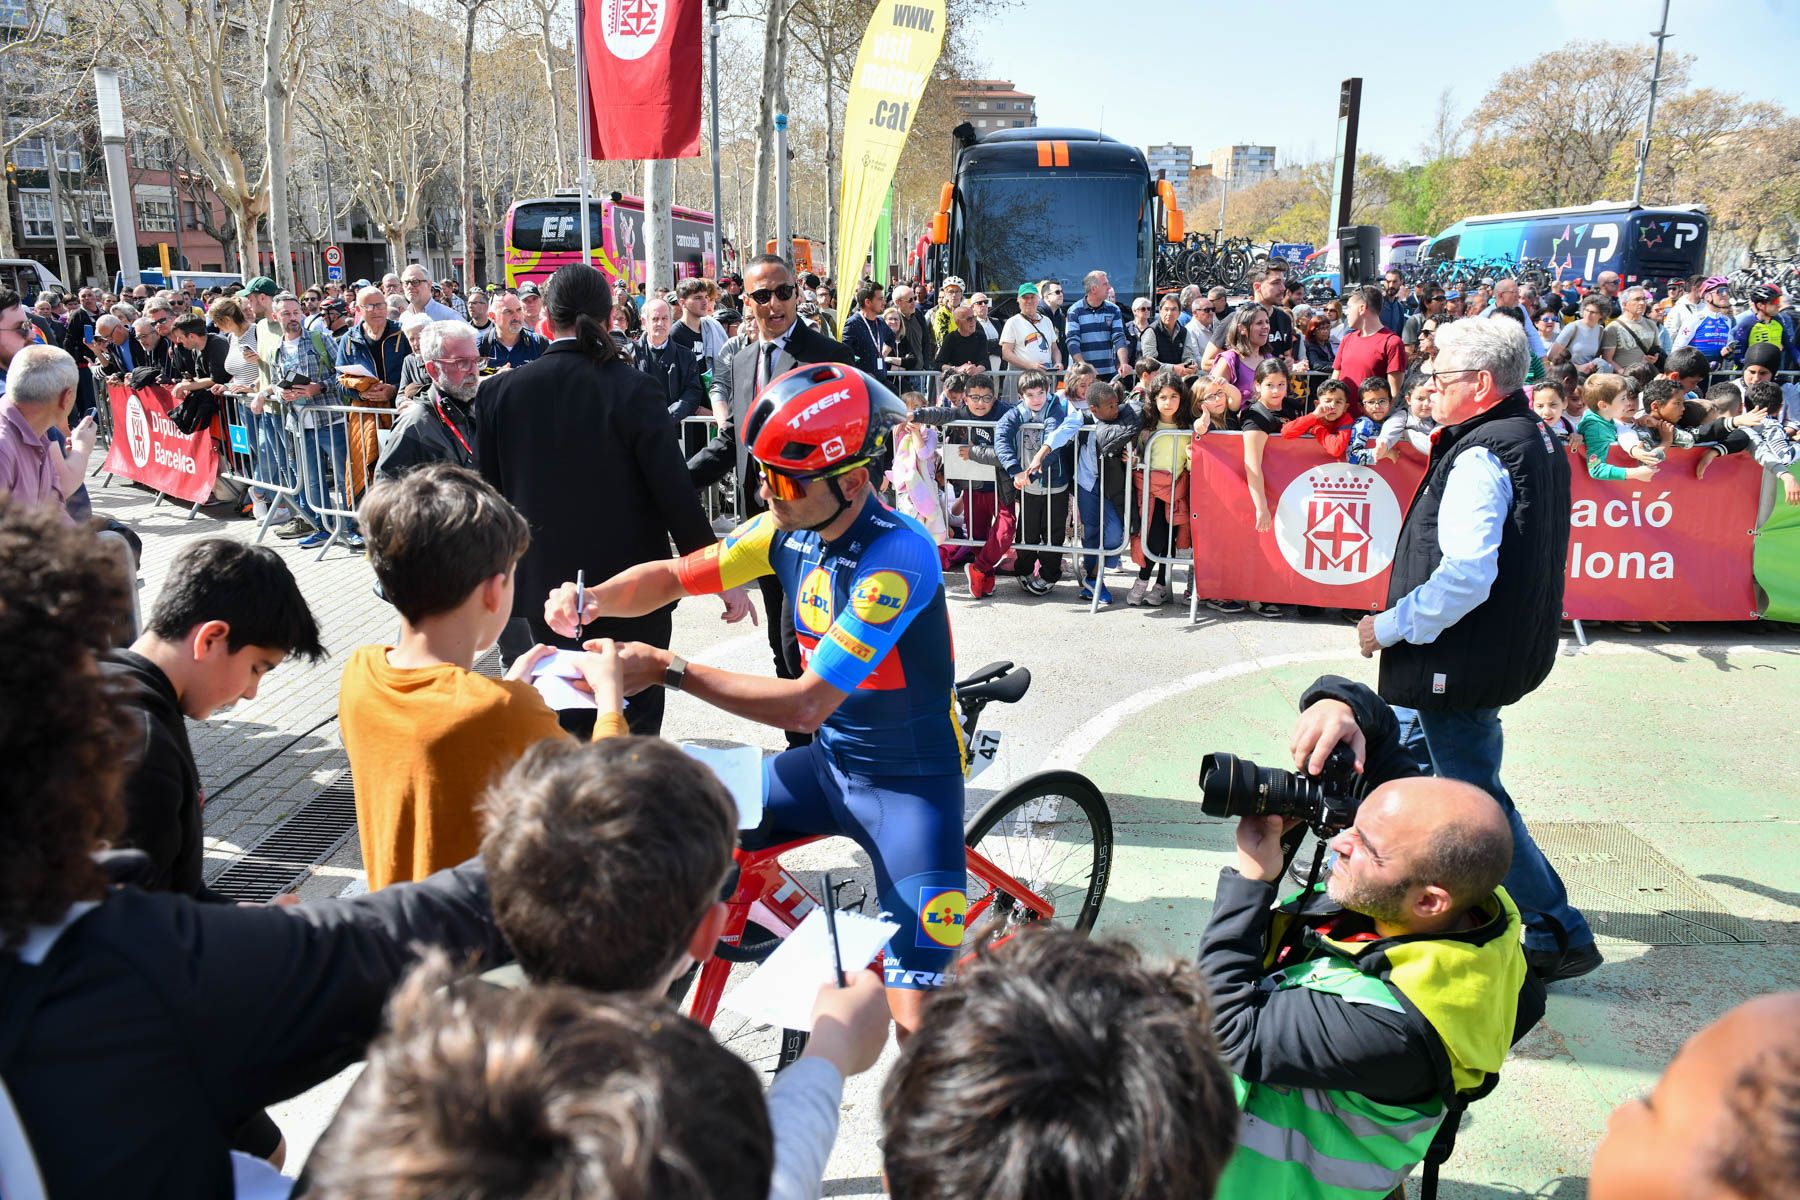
left=1282, top=411, right=1355, bottom=460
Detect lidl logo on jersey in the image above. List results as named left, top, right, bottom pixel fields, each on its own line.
left=916, top=886, right=967, bottom=949
left=796, top=567, right=834, bottom=634
left=848, top=570, right=912, bottom=625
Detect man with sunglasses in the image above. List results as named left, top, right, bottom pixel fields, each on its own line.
left=689, top=254, right=855, bottom=704
left=552, top=364, right=964, bottom=1036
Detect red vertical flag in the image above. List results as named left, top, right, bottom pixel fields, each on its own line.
left=583, top=0, right=702, bottom=160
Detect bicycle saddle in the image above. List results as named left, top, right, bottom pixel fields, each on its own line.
left=956, top=665, right=1031, bottom=707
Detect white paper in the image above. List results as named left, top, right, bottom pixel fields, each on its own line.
left=527, top=649, right=596, bottom=710
left=722, top=908, right=898, bottom=1031
left=680, top=742, right=765, bottom=829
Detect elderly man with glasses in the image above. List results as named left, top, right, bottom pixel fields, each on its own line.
left=1358, top=317, right=1599, bottom=986
left=375, top=320, right=482, bottom=483
left=399, top=265, right=460, bottom=321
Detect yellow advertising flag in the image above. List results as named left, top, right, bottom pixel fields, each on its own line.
left=834, top=0, right=945, bottom=331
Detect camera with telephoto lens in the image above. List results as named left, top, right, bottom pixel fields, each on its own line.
left=1198, top=744, right=1365, bottom=837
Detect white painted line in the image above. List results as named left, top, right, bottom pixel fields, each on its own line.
left=1043, top=640, right=1791, bottom=774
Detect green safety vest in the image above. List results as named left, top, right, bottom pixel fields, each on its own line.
left=1214, top=887, right=1527, bottom=1200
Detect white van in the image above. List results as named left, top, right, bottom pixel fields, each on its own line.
left=0, top=259, right=68, bottom=303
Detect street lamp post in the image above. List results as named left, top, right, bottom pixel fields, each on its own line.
left=93, top=68, right=141, bottom=287
left=1631, top=0, right=1673, bottom=207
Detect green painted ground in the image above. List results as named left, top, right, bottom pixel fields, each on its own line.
left=1075, top=644, right=1800, bottom=1199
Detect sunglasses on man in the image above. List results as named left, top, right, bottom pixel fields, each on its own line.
left=747, top=283, right=798, bottom=304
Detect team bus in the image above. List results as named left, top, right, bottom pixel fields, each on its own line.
left=503, top=192, right=718, bottom=291
left=1425, top=201, right=1709, bottom=289
left=924, top=127, right=1173, bottom=319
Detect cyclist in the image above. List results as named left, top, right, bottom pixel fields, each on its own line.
left=544, top=363, right=964, bottom=1036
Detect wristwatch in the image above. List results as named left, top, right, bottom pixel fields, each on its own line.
left=663, top=654, right=688, bottom=693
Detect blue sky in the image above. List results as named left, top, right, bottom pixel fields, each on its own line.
left=967, top=0, right=1800, bottom=165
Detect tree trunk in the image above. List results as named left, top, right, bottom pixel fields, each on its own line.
left=539, top=3, right=566, bottom=186
left=646, top=159, right=673, bottom=297
left=261, top=0, right=292, bottom=288
left=751, top=0, right=790, bottom=251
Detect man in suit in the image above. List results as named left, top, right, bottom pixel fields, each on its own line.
left=94, top=315, right=147, bottom=383
left=687, top=254, right=856, bottom=717
left=480, top=263, right=741, bottom=736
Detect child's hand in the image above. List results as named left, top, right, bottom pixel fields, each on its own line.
left=1254, top=505, right=1273, bottom=533
left=1625, top=464, right=1658, bottom=482
left=1784, top=473, right=1800, bottom=506
left=573, top=639, right=626, bottom=714
left=803, top=968, right=891, bottom=1078
left=502, top=643, right=553, bottom=682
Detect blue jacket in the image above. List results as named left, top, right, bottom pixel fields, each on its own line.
left=336, top=319, right=410, bottom=389
left=995, top=394, right=1079, bottom=493
left=841, top=312, right=894, bottom=382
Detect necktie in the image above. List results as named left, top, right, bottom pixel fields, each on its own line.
left=760, top=342, right=778, bottom=394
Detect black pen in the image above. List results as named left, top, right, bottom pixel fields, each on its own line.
left=574, top=570, right=585, bottom=643
left=822, top=871, right=846, bottom=988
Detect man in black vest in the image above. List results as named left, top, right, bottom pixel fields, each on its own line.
left=1355, top=317, right=1600, bottom=985
left=688, top=254, right=855, bottom=729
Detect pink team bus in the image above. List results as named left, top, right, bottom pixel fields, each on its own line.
left=503, top=192, right=719, bottom=290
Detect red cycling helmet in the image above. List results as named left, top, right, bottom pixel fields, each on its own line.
left=746, top=363, right=908, bottom=503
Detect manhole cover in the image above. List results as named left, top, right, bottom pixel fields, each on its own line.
left=1533, top=821, right=1762, bottom=947
left=208, top=770, right=359, bottom=903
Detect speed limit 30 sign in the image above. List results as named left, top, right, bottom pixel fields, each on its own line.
left=323, top=245, right=343, bottom=268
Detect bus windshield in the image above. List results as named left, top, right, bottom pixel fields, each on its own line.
left=959, top=171, right=1148, bottom=296
left=509, top=201, right=604, bottom=253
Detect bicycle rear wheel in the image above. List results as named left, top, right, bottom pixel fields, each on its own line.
left=963, top=770, right=1112, bottom=940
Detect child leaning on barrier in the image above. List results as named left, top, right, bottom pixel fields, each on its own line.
left=995, top=369, right=1081, bottom=595
left=1281, top=377, right=1356, bottom=461
left=912, top=372, right=1016, bottom=592
left=339, top=464, right=627, bottom=893
left=1075, top=380, right=1139, bottom=605
left=1533, top=379, right=1576, bottom=443
left=1347, top=378, right=1392, bottom=465
left=887, top=390, right=950, bottom=542
left=1130, top=370, right=1193, bottom=608
left=1576, top=375, right=1659, bottom=482
left=1061, top=359, right=1097, bottom=413
left=1234, top=359, right=1294, bottom=618
left=1377, top=379, right=1436, bottom=461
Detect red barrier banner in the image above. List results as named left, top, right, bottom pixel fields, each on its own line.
left=1563, top=447, right=1760, bottom=621
left=1188, top=436, right=1425, bottom=611
left=1188, top=436, right=1763, bottom=621
left=101, top=383, right=220, bottom=505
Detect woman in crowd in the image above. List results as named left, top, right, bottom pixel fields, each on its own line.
left=1129, top=369, right=1192, bottom=608
left=1210, top=304, right=1271, bottom=408
left=883, top=305, right=919, bottom=377
left=1300, top=311, right=1336, bottom=373
left=1550, top=296, right=1611, bottom=375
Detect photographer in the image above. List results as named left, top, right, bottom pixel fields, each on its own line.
left=1201, top=675, right=1542, bottom=1200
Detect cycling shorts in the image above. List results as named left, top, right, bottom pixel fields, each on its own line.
left=751, top=741, right=966, bottom=990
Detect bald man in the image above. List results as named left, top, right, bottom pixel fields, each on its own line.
left=1200, top=674, right=1542, bottom=1200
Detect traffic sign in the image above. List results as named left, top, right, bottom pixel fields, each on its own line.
left=326, top=264, right=343, bottom=282
left=323, top=245, right=343, bottom=268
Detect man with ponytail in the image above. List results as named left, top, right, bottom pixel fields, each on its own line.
left=476, top=264, right=739, bottom=736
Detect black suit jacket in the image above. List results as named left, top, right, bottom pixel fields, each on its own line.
left=100, top=335, right=150, bottom=380
left=687, top=319, right=856, bottom=514
left=63, top=306, right=100, bottom=365
left=477, top=342, right=715, bottom=631
left=629, top=335, right=706, bottom=421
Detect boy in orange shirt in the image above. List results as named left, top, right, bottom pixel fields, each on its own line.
left=341, top=463, right=624, bottom=890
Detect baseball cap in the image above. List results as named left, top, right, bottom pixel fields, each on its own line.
left=714, top=307, right=742, bottom=325
left=244, top=276, right=280, bottom=297
left=517, top=281, right=541, bottom=296
left=1750, top=284, right=1782, bottom=304
left=943, top=276, right=966, bottom=290
left=1016, top=282, right=1040, bottom=298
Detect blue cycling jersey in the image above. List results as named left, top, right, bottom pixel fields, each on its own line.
left=676, top=500, right=964, bottom=777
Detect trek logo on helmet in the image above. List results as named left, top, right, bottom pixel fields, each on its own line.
left=789, top=387, right=851, bottom=428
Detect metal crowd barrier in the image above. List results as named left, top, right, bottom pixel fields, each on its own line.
left=1136, top=427, right=1200, bottom=620
left=289, top=400, right=402, bottom=559
left=218, top=390, right=303, bottom=541
left=929, top=419, right=1133, bottom=615
left=887, top=367, right=1072, bottom=404
left=680, top=414, right=738, bottom=531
